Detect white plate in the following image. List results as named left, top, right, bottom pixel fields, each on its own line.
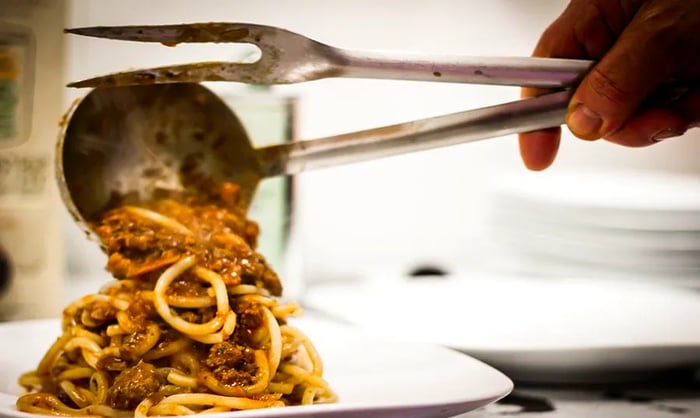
left=303, top=276, right=700, bottom=384
left=485, top=251, right=700, bottom=287
left=0, top=317, right=512, bottom=418
left=491, top=209, right=700, bottom=252
left=494, top=169, right=700, bottom=212
left=489, top=169, right=700, bottom=231
left=492, top=229, right=700, bottom=270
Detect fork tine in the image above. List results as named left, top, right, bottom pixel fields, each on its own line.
left=67, top=61, right=261, bottom=88
left=65, top=22, right=264, bottom=44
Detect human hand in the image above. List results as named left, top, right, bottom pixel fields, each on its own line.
left=519, top=0, right=700, bottom=170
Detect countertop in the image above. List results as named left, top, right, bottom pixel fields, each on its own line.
left=466, top=373, right=700, bottom=417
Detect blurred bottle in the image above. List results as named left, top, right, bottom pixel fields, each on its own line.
left=0, top=1, right=66, bottom=320
left=218, top=84, right=300, bottom=298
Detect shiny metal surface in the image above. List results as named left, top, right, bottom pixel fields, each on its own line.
left=257, top=90, right=572, bottom=177
left=57, top=83, right=258, bottom=241
left=57, top=82, right=570, bottom=240
left=65, top=22, right=593, bottom=88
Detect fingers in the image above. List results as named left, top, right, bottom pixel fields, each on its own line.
left=590, top=87, right=700, bottom=147
left=673, top=87, right=700, bottom=128
left=518, top=0, right=629, bottom=170
left=566, top=4, right=682, bottom=140
left=521, top=0, right=601, bottom=102
left=603, top=108, right=687, bottom=147
left=518, top=0, right=696, bottom=170
left=518, top=128, right=561, bottom=171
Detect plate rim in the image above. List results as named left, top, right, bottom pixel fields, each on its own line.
left=0, top=318, right=514, bottom=418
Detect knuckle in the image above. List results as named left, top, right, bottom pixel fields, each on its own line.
left=586, top=67, right=629, bottom=107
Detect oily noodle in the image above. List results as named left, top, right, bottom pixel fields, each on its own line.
left=15, top=207, right=336, bottom=417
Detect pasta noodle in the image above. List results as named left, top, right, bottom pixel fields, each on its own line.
left=16, top=182, right=336, bottom=416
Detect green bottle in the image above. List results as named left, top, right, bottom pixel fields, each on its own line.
left=0, top=45, right=18, bottom=141
left=0, top=22, right=33, bottom=148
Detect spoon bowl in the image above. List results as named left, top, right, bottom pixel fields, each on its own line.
left=57, top=83, right=261, bottom=238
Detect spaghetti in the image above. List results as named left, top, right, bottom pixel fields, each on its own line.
left=16, top=182, right=336, bottom=416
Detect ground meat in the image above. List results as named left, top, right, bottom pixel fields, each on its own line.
left=126, top=296, right=157, bottom=326
left=154, top=328, right=179, bottom=348
left=205, top=248, right=243, bottom=286
left=84, top=301, right=117, bottom=323
left=232, top=302, right=264, bottom=346
left=243, top=221, right=259, bottom=249
left=106, top=253, right=132, bottom=279
left=167, top=276, right=208, bottom=297
left=261, top=268, right=282, bottom=297
left=107, top=362, right=163, bottom=410
left=97, top=355, right=128, bottom=372
left=215, top=365, right=256, bottom=387
left=236, top=302, right=263, bottom=330
left=205, top=342, right=257, bottom=387
left=204, top=341, right=245, bottom=369
left=121, top=229, right=157, bottom=251
left=92, top=182, right=284, bottom=296
left=121, top=325, right=160, bottom=360
left=240, top=257, right=264, bottom=281
left=219, top=182, right=241, bottom=208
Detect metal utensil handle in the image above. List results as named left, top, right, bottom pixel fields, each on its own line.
left=257, top=90, right=571, bottom=177
left=333, top=51, right=593, bottom=88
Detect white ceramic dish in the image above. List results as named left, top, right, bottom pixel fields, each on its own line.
left=492, top=229, right=700, bottom=270
left=492, top=212, right=700, bottom=252
left=489, top=170, right=700, bottom=231
left=486, top=251, right=700, bottom=288
left=0, top=317, right=512, bottom=418
left=303, top=276, right=700, bottom=383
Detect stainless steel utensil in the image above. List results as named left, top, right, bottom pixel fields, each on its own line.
left=65, top=22, right=593, bottom=89
left=58, top=22, right=691, bottom=241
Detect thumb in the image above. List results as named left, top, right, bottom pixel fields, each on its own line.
left=566, top=6, right=680, bottom=140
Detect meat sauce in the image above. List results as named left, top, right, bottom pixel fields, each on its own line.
left=93, top=182, right=281, bottom=296
left=62, top=183, right=284, bottom=409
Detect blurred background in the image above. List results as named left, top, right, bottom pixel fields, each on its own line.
left=2, top=0, right=700, bottom=384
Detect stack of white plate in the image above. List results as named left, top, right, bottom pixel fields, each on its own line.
left=483, top=169, right=700, bottom=286
left=303, top=276, right=700, bottom=383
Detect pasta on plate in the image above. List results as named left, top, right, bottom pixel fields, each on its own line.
left=16, top=182, right=336, bottom=417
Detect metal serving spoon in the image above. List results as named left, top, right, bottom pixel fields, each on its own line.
left=57, top=83, right=571, bottom=239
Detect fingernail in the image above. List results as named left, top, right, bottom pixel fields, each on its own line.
left=652, top=128, right=684, bottom=142
left=567, top=104, right=602, bottom=139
